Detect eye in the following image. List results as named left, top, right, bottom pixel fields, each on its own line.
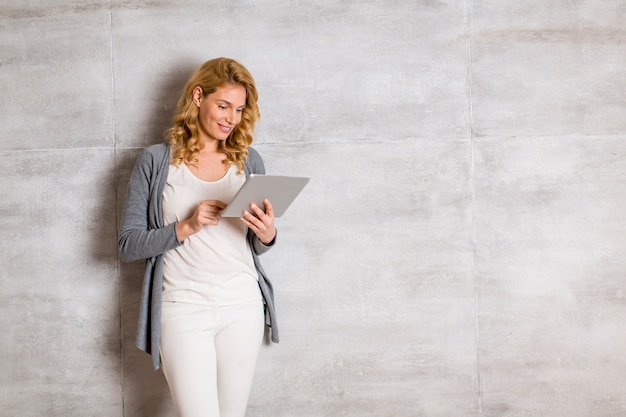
left=218, top=105, right=227, bottom=110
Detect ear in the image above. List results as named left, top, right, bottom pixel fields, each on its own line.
left=192, top=86, right=203, bottom=107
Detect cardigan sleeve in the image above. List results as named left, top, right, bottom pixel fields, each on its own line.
left=246, top=147, right=277, bottom=256
left=118, top=146, right=181, bottom=263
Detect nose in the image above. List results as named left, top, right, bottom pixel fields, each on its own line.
left=226, top=109, right=239, bottom=125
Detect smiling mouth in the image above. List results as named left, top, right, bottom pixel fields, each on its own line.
left=218, top=124, right=233, bottom=133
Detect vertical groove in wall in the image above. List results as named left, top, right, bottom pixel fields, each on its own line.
left=470, top=140, right=482, bottom=414
left=107, top=1, right=124, bottom=415
left=466, top=1, right=475, bottom=140
left=466, top=0, right=482, bottom=414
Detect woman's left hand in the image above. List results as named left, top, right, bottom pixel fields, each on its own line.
left=241, top=199, right=276, bottom=244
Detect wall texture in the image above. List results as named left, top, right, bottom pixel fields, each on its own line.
left=1, top=1, right=625, bottom=416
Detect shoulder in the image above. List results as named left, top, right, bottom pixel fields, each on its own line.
left=247, top=146, right=262, bottom=163
left=141, top=142, right=170, bottom=161
left=246, top=146, right=265, bottom=175
left=134, top=142, right=170, bottom=169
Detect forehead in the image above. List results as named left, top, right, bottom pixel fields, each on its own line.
left=210, top=83, right=247, bottom=105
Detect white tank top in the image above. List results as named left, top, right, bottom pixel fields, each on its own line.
left=161, top=163, right=260, bottom=306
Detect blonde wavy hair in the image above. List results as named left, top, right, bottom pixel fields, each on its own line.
left=166, top=57, right=260, bottom=172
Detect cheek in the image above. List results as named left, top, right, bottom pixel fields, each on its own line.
left=204, top=110, right=219, bottom=125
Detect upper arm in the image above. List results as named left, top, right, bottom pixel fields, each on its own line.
left=247, top=147, right=266, bottom=175
left=118, top=147, right=179, bottom=262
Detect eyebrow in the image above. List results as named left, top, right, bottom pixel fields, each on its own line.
left=216, top=99, right=246, bottom=108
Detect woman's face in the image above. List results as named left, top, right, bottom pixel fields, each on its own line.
left=194, top=83, right=247, bottom=144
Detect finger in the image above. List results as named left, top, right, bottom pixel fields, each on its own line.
left=198, top=214, right=214, bottom=226
left=241, top=211, right=257, bottom=231
left=239, top=216, right=250, bottom=228
left=203, top=200, right=227, bottom=210
left=243, top=210, right=257, bottom=224
left=198, top=207, right=220, bottom=225
left=264, top=199, right=274, bottom=218
left=206, top=215, right=220, bottom=226
left=249, top=203, right=265, bottom=218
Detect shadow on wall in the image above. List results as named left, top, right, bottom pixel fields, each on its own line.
left=109, top=59, right=200, bottom=416
left=143, top=60, right=202, bottom=148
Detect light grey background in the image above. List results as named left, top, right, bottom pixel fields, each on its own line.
left=1, top=1, right=625, bottom=416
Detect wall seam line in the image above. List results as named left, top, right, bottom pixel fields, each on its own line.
left=466, top=0, right=482, bottom=414
left=107, top=2, right=124, bottom=416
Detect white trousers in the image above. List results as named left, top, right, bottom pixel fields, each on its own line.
left=160, top=300, right=264, bottom=417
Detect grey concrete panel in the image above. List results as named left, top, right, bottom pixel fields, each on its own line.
left=470, top=1, right=626, bottom=137
left=0, top=6, right=114, bottom=150
left=474, top=137, right=626, bottom=416
left=112, top=0, right=470, bottom=148
left=0, top=149, right=120, bottom=415
left=246, top=140, right=478, bottom=417
left=2, top=0, right=625, bottom=415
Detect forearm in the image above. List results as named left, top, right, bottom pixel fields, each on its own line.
left=118, top=222, right=181, bottom=263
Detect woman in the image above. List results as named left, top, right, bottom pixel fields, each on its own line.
left=118, top=57, right=279, bottom=417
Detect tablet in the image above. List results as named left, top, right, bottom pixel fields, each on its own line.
left=221, top=174, right=310, bottom=218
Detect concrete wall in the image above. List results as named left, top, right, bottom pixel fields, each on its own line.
left=1, top=1, right=625, bottom=416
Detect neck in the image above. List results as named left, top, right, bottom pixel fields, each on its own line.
left=199, top=137, right=220, bottom=153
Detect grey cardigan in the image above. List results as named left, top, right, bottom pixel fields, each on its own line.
left=118, top=142, right=278, bottom=369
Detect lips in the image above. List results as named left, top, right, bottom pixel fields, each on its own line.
left=218, top=124, right=233, bottom=134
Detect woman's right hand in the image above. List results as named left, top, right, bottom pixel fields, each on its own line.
left=176, top=200, right=226, bottom=241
